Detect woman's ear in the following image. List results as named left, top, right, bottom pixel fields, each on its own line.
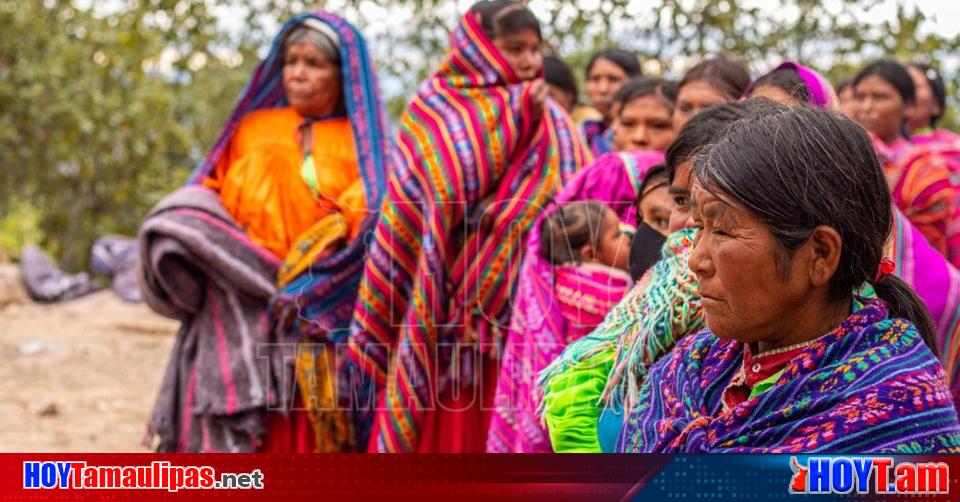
left=579, top=243, right=596, bottom=264
left=805, top=225, right=843, bottom=287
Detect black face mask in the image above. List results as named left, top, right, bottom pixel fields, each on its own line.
left=629, top=222, right=667, bottom=281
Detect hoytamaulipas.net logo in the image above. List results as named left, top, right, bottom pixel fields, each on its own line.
left=789, top=456, right=948, bottom=495
left=23, top=461, right=264, bottom=492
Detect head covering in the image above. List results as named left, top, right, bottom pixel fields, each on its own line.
left=186, top=12, right=394, bottom=450
left=284, top=18, right=342, bottom=65
left=753, top=61, right=838, bottom=110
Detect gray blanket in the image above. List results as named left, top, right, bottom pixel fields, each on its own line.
left=139, top=185, right=290, bottom=452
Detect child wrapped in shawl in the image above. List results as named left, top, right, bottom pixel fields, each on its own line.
left=619, top=105, right=960, bottom=454
left=349, top=0, right=588, bottom=453
left=487, top=199, right=635, bottom=452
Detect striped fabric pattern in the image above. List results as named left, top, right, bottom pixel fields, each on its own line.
left=349, top=12, right=587, bottom=452
left=618, top=298, right=960, bottom=453
left=887, top=145, right=958, bottom=263
left=888, top=208, right=960, bottom=407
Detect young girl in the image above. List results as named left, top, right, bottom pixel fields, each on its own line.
left=350, top=0, right=587, bottom=453
left=673, top=55, right=751, bottom=131
left=609, top=77, right=677, bottom=153
left=488, top=200, right=632, bottom=452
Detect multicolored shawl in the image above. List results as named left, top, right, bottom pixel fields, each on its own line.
left=184, top=12, right=392, bottom=450
left=617, top=298, right=960, bottom=453
left=899, top=135, right=960, bottom=269
left=536, top=227, right=702, bottom=452
left=581, top=119, right=614, bottom=157
left=487, top=151, right=661, bottom=453
left=349, top=12, right=588, bottom=452
left=888, top=208, right=960, bottom=407
left=884, top=142, right=959, bottom=266
left=140, top=186, right=281, bottom=452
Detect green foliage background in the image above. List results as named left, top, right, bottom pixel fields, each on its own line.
left=2, top=0, right=958, bottom=270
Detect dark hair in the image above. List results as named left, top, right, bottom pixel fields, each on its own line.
left=664, top=100, right=770, bottom=182
left=613, top=77, right=678, bottom=114
left=908, top=62, right=947, bottom=127
left=539, top=200, right=609, bottom=265
left=750, top=67, right=810, bottom=104
left=544, top=55, right=578, bottom=103
left=679, top=55, right=751, bottom=100
left=470, top=0, right=541, bottom=40
left=835, top=76, right=854, bottom=95
left=695, top=105, right=937, bottom=354
left=636, top=164, right=669, bottom=226
left=586, top=48, right=642, bottom=79
left=853, top=59, right=916, bottom=105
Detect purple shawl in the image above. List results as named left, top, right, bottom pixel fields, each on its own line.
left=618, top=298, right=960, bottom=453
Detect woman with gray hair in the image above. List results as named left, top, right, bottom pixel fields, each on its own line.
left=141, top=12, right=393, bottom=453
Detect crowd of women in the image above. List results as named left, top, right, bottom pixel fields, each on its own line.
left=137, top=0, right=960, bottom=454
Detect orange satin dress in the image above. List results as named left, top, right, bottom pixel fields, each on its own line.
left=203, top=107, right=366, bottom=259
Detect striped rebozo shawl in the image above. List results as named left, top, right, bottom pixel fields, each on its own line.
left=349, top=12, right=588, bottom=452
left=145, top=12, right=392, bottom=451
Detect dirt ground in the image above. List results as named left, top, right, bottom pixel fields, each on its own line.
left=0, top=266, right=178, bottom=452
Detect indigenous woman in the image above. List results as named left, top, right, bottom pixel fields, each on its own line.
left=854, top=60, right=959, bottom=266
left=609, top=77, right=678, bottom=153
left=907, top=62, right=959, bottom=146
left=619, top=105, right=960, bottom=453
left=581, top=48, right=642, bottom=156
left=537, top=102, right=759, bottom=453
left=905, top=62, right=960, bottom=267
left=140, top=12, right=392, bottom=452
left=349, top=0, right=588, bottom=453
left=672, top=55, right=751, bottom=132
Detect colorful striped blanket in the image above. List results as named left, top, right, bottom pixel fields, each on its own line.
left=349, top=12, right=587, bottom=452
left=617, top=298, right=960, bottom=453
left=140, top=185, right=281, bottom=452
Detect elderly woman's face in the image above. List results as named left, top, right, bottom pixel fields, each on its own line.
left=283, top=41, right=341, bottom=117
left=687, top=180, right=813, bottom=345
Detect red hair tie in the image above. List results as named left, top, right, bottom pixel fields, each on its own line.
left=873, top=258, right=895, bottom=284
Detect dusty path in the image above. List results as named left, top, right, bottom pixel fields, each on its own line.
left=0, top=272, right=178, bottom=452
